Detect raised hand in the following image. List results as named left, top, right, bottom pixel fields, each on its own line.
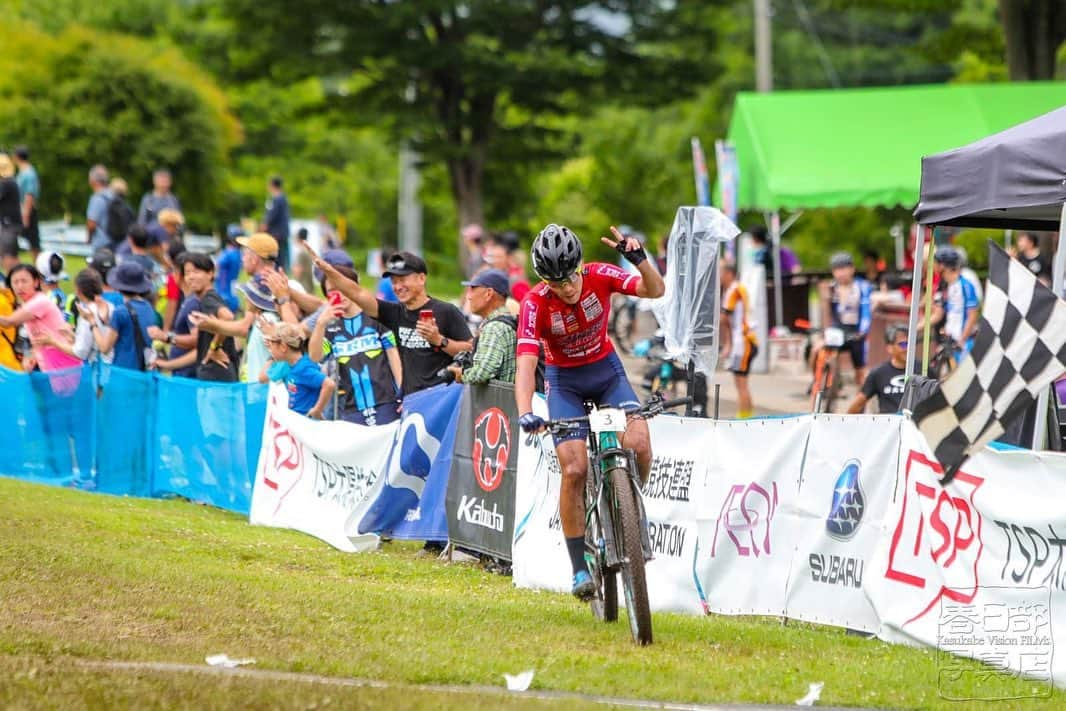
left=601, top=225, right=647, bottom=266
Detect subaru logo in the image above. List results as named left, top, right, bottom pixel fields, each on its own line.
left=826, top=460, right=864, bottom=539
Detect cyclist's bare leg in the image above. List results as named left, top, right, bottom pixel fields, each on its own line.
left=733, top=372, right=754, bottom=417
left=555, top=439, right=589, bottom=538
left=621, top=417, right=652, bottom=486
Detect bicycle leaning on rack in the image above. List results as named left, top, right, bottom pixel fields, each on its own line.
left=531, top=392, right=691, bottom=645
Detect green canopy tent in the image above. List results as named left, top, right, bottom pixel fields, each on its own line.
left=716, top=81, right=1066, bottom=330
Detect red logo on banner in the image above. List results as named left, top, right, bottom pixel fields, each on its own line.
left=262, top=394, right=305, bottom=513
left=885, top=450, right=984, bottom=625
left=472, top=407, right=510, bottom=493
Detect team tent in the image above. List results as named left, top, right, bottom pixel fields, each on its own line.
left=909, top=104, right=1066, bottom=448
left=718, top=81, right=1066, bottom=340
left=725, top=82, right=1066, bottom=213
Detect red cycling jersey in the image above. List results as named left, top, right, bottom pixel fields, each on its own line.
left=517, top=262, right=640, bottom=367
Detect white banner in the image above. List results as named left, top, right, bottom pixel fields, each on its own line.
left=512, top=398, right=711, bottom=614
left=869, top=421, right=1066, bottom=691
left=783, top=415, right=902, bottom=632
left=250, top=385, right=396, bottom=552
left=694, top=417, right=810, bottom=616
left=512, top=395, right=570, bottom=593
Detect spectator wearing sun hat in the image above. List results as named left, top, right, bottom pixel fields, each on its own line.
left=263, top=322, right=335, bottom=417
left=97, top=261, right=158, bottom=371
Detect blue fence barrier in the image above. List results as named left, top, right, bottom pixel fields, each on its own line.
left=0, top=365, right=267, bottom=514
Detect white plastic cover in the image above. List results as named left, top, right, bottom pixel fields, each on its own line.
left=652, top=206, right=740, bottom=377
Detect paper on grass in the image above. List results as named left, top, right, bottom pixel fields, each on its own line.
left=503, top=670, right=534, bottom=691
left=206, top=654, right=256, bottom=668
left=796, top=681, right=824, bottom=706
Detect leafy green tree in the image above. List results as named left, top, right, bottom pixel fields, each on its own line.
left=0, top=22, right=240, bottom=228
left=220, top=0, right=711, bottom=238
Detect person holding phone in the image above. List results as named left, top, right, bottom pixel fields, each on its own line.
left=308, top=265, right=402, bottom=425
left=310, top=247, right=472, bottom=396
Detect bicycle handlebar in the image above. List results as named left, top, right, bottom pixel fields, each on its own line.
left=537, top=395, right=694, bottom=436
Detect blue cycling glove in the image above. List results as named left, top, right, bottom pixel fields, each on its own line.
left=519, top=412, right=546, bottom=433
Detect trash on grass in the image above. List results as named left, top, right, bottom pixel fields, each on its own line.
left=503, top=669, right=534, bottom=691
left=796, top=681, right=824, bottom=706
left=205, top=654, right=256, bottom=668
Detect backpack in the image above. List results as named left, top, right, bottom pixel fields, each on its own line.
left=106, top=194, right=135, bottom=243
left=483, top=314, right=546, bottom=393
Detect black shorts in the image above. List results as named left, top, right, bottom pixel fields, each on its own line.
left=843, top=337, right=867, bottom=369
left=728, top=340, right=758, bottom=376
left=21, top=208, right=39, bottom=251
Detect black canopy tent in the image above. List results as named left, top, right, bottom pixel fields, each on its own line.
left=914, top=105, right=1066, bottom=231
left=909, top=105, right=1066, bottom=447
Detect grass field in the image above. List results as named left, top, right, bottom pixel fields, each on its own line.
left=1, top=477, right=1061, bottom=709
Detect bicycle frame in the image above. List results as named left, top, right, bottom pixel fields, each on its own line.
left=585, top=428, right=652, bottom=570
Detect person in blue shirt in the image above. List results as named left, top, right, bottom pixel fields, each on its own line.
left=216, top=225, right=243, bottom=312
left=931, top=247, right=980, bottom=364
left=826, top=252, right=873, bottom=386
left=265, top=322, right=336, bottom=417
left=98, top=261, right=158, bottom=371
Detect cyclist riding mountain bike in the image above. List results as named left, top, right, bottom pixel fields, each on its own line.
left=929, top=246, right=980, bottom=364
left=515, top=223, right=665, bottom=600
left=825, top=252, right=872, bottom=387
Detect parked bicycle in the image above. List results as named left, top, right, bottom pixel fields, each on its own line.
left=795, top=319, right=861, bottom=414
left=534, top=393, right=691, bottom=645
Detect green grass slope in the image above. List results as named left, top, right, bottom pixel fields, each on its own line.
left=0, top=478, right=1059, bottom=709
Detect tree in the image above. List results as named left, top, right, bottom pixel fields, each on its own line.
left=997, top=0, right=1066, bottom=79
left=0, top=22, right=240, bottom=227
left=220, top=1, right=709, bottom=236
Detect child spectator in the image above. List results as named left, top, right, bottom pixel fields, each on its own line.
left=264, top=322, right=336, bottom=418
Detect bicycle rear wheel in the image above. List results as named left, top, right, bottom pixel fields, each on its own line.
left=609, top=466, right=652, bottom=645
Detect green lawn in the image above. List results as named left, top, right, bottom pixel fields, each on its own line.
left=0, top=477, right=1059, bottom=709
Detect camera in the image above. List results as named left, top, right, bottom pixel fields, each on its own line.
left=436, top=351, right=473, bottom=384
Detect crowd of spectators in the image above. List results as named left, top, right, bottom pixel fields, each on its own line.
left=0, top=149, right=529, bottom=443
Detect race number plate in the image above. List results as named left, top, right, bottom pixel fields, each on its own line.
left=588, top=407, right=627, bottom=434
left=825, top=327, right=846, bottom=348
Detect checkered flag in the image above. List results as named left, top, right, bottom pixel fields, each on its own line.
left=913, top=241, right=1066, bottom=481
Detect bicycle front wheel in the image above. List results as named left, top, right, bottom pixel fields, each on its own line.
left=609, top=466, right=653, bottom=645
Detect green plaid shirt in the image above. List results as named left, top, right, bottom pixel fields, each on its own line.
left=462, top=306, right=517, bottom=385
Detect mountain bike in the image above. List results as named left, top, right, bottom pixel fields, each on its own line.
left=537, top=393, right=690, bottom=645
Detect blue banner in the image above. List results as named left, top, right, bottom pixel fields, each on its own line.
left=0, top=364, right=266, bottom=515
left=354, top=383, right=464, bottom=540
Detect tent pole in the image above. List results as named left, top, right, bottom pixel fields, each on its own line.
left=1030, top=203, right=1066, bottom=450
left=771, top=211, right=784, bottom=332
left=905, top=225, right=926, bottom=380
left=921, top=230, right=937, bottom=376
left=1004, top=229, right=1012, bottom=251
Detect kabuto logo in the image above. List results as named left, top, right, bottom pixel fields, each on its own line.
left=472, top=407, right=510, bottom=493
left=826, top=459, right=865, bottom=539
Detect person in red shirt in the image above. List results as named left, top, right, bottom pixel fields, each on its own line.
left=515, top=223, right=665, bottom=600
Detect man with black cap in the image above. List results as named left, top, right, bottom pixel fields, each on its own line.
left=313, top=249, right=472, bottom=395
left=447, top=269, right=515, bottom=385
